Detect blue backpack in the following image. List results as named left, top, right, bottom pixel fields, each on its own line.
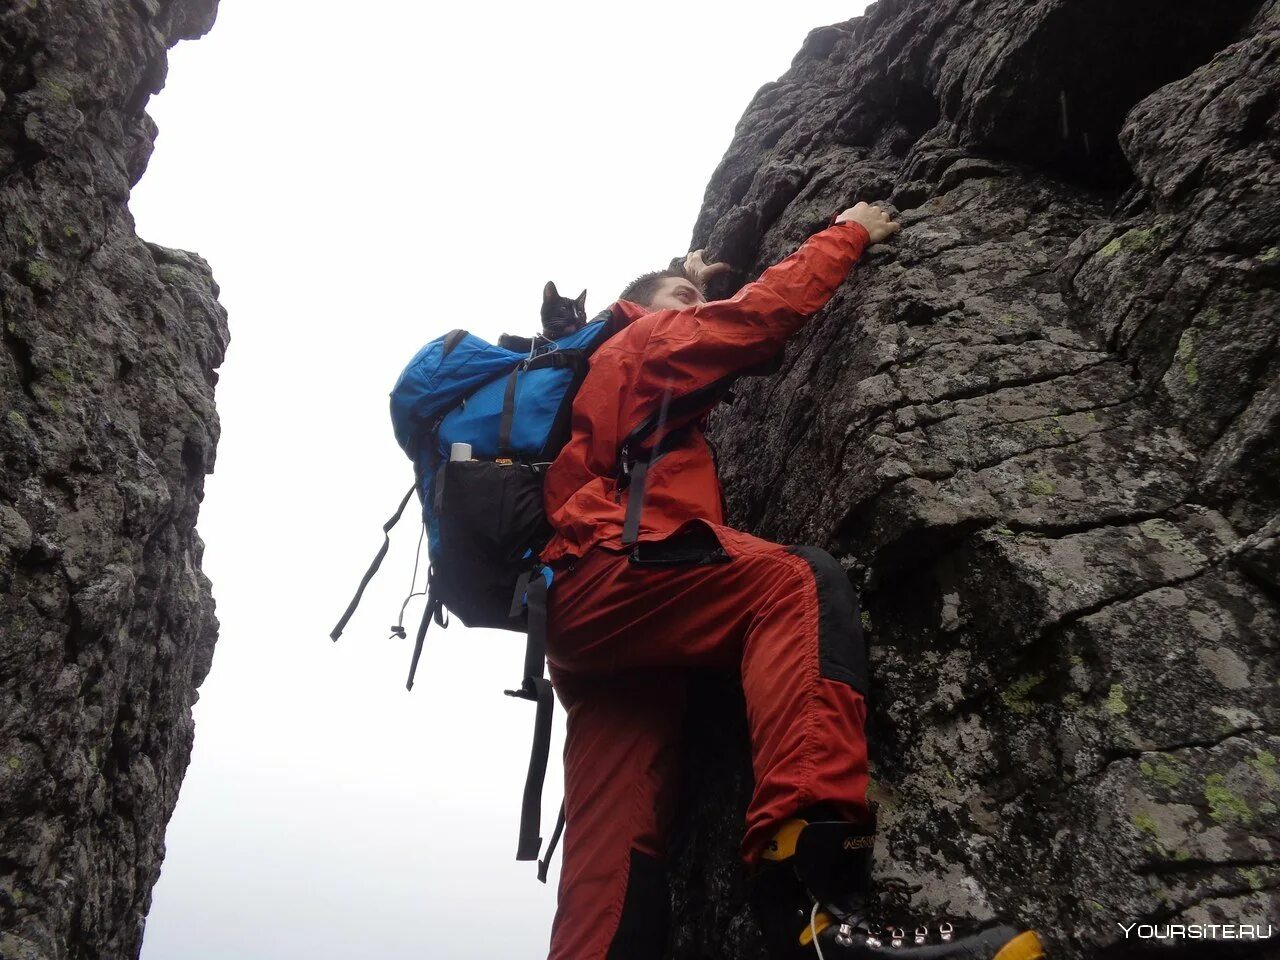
left=331, top=314, right=614, bottom=877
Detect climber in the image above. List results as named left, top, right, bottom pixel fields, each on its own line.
left=539, top=202, right=1045, bottom=960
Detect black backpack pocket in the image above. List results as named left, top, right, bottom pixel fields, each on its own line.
left=433, top=459, right=551, bottom=631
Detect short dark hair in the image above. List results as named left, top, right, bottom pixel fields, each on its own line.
left=619, top=260, right=698, bottom=307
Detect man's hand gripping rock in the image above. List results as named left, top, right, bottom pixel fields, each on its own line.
left=678, top=202, right=899, bottom=295
left=835, top=201, right=900, bottom=243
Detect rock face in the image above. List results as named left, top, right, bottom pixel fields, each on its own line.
left=671, top=1, right=1280, bottom=956
left=0, top=3, right=225, bottom=959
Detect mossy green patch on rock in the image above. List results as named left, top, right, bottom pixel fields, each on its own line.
left=1174, top=330, right=1199, bottom=386
left=1140, top=756, right=1186, bottom=789
left=1237, top=867, right=1265, bottom=890
left=1131, top=811, right=1159, bottom=836
left=1258, top=246, right=1279, bottom=263
left=158, top=264, right=189, bottom=286
left=39, top=77, right=73, bottom=103
left=23, top=259, right=57, bottom=286
left=7, top=410, right=28, bottom=428
left=1103, top=684, right=1129, bottom=715
left=1001, top=673, right=1045, bottom=715
left=1097, top=228, right=1158, bottom=259
left=1248, top=750, right=1278, bottom=788
left=50, top=367, right=72, bottom=386
left=1026, top=475, right=1055, bottom=496
left=1203, top=773, right=1252, bottom=823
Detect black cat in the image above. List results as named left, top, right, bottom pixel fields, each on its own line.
left=540, top=281, right=587, bottom=339
left=499, top=281, right=587, bottom=353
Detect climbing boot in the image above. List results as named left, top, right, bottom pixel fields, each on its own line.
left=749, top=815, right=1045, bottom=960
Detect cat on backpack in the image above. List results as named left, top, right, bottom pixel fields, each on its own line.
left=540, top=281, right=587, bottom=339
left=499, top=281, right=588, bottom=354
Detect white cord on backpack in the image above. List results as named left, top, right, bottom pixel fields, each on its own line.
left=810, top=902, right=826, bottom=960
left=390, top=523, right=428, bottom=636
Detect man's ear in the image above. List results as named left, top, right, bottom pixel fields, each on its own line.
left=543, top=281, right=559, bottom=303
left=575, top=289, right=587, bottom=309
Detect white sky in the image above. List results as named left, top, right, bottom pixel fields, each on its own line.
left=130, top=3, right=864, bottom=957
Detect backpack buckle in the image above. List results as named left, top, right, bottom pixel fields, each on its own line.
left=504, top=678, right=538, bottom=701
left=617, top=444, right=634, bottom=492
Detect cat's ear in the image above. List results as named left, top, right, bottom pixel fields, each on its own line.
left=575, top=289, right=587, bottom=310
left=543, top=281, right=559, bottom=303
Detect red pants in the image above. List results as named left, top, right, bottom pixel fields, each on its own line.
left=545, top=523, right=870, bottom=960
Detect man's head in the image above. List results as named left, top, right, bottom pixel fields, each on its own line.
left=619, top=267, right=705, bottom=312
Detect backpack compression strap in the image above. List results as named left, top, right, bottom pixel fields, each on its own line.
left=331, top=482, right=417, bottom=641
left=405, top=583, right=445, bottom=691
left=538, top=801, right=566, bottom=883
left=504, top=572, right=555, bottom=870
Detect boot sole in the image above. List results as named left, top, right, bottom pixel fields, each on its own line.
left=993, top=931, right=1046, bottom=960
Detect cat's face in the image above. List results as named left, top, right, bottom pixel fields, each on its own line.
left=541, top=281, right=588, bottom=339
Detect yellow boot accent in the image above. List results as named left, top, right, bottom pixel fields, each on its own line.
left=762, top=819, right=807, bottom=862
left=993, top=931, right=1046, bottom=960
left=798, top=911, right=833, bottom=946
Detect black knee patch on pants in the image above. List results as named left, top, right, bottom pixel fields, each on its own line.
left=606, top=849, right=669, bottom=960
left=787, top=547, right=868, bottom=695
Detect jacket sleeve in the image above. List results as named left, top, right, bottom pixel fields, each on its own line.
left=622, top=220, right=871, bottom=441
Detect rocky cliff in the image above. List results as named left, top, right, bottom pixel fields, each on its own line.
left=672, top=1, right=1280, bottom=957
left=0, top=3, right=225, bottom=959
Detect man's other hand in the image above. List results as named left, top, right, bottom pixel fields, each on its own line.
left=682, top=249, right=732, bottom=292
left=835, top=202, right=900, bottom=243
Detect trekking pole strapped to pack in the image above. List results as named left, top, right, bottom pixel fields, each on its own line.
left=332, top=313, right=616, bottom=877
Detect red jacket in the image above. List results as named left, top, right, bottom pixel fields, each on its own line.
left=541, top=220, right=872, bottom=564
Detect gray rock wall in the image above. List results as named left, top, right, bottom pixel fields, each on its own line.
left=671, top=1, right=1280, bottom=957
left=0, top=3, right=225, bottom=958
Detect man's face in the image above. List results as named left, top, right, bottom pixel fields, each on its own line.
left=644, top=276, right=704, bottom=312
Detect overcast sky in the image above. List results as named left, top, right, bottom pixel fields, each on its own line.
left=129, top=3, right=865, bottom=957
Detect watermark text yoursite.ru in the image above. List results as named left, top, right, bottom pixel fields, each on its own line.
left=1118, top=922, right=1274, bottom=942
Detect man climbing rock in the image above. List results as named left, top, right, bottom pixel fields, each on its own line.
left=540, top=203, right=1045, bottom=960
